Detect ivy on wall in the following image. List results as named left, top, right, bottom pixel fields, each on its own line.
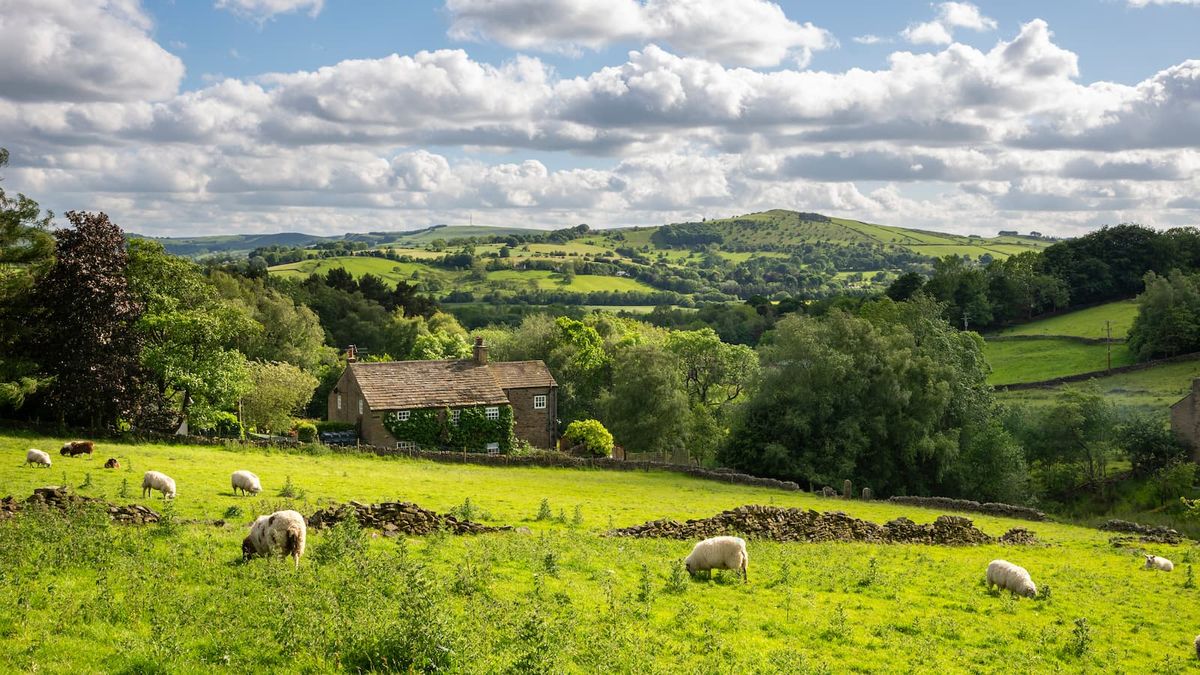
left=384, top=405, right=514, bottom=453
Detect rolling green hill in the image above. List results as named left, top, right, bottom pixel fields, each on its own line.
left=2, top=431, right=1196, bottom=671
left=995, top=357, right=1200, bottom=414
left=985, top=338, right=1135, bottom=386
left=993, top=300, right=1139, bottom=340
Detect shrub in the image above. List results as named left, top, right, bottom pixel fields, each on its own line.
left=278, top=475, right=305, bottom=499
left=312, top=512, right=367, bottom=563
left=294, top=421, right=318, bottom=443
left=562, top=419, right=614, bottom=458
left=223, top=505, right=244, bottom=520
left=536, top=498, right=552, bottom=521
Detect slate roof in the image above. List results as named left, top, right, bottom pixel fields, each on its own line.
left=488, top=361, right=558, bottom=389
left=349, top=359, right=554, bottom=411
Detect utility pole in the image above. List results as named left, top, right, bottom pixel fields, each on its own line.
left=1106, top=320, right=1112, bottom=372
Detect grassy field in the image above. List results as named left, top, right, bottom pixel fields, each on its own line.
left=985, top=338, right=1135, bottom=386
left=995, top=300, right=1140, bottom=340
left=2, top=432, right=1198, bottom=672
left=996, top=357, right=1200, bottom=415
left=269, top=256, right=660, bottom=296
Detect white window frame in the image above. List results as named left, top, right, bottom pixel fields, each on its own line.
left=486, top=442, right=500, bottom=456
left=336, top=393, right=342, bottom=410
left=485, top=406, right=499, bottom=421
left=395, top=410, right=410, bottom=422
left=358, top=398, right=364, bottom=415
left=396, top=441, right=418, bottom=451
left=451, top=409, right=461, bottom=425
left=533, top=395, right=547, bottom=410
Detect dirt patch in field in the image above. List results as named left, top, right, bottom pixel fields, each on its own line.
left=607, top=504, right=1037, bottom=546
left=0, top=486, right=161, bottom=524
left=307, top=500, right=510, bottom=536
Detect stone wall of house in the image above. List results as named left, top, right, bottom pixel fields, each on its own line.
left=1170, top=379, right=1200, bottom=461
left=504, top=385, right=556, bottom=449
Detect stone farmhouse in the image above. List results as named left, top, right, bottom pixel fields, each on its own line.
left=327, top=338, right=558, bottom=451
left=1170, top=378, right=1200, bottom=461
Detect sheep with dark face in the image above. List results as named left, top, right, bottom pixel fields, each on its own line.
left=60, top=441, right=94, bottom=457
left=25, top=449, right=51, bottom=468
left=103, top=458, right=120, bottom=469
left=242, top=510, right=306, bottom=568
left=685, top=536, right=748, bottom=583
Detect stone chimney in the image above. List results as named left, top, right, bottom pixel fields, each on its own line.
left=473, top=337, right=488, bottom=366
left=346, top=345, right=358, bottom=363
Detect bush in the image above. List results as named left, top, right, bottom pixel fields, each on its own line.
left=1120, top=414, right=1188, bottom=476
left=562, top=419, right=614, bottom=458
left=294, top=421, right=318, bottom=443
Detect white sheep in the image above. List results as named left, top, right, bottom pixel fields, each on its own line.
left=141, top=470, right=176, bottom=499
left=986, top=559, right=1037, bottom=598
left=242, top=510, right=307, bottom=568
left=685, top=536, right=749, bottom=582
left=230, top=470, right=262, bottom=496
left=1145, top=554, right=1174, bottom=572
left=25, top=449, right=51, bottom=468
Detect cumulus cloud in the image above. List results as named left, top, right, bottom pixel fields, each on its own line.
left=214, top=0, right=323, bottom=21
left=445, top=0, right=835, bottom=67
left=853, top=34, right=889, bottom=45
left=902, top=2, right=997, bottom=45
left=1128, top=0, right=1200, bottom=5
left=0, top=0, right=184, bottom=102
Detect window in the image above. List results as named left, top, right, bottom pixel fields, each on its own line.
left=451, top=409, right=461, bottom=425
left=396, top=441, right=418, bottom=451
left=533, top=395, right=547, bottom=410
left=485, top=406, right=499, bottom=421
left=358, top=398, right=364, bottom=415
left=336, top=393, right=342, bottom=410
left=396, top=410, right=410, bottom=422
left=486, top=442, right=500, bottom=456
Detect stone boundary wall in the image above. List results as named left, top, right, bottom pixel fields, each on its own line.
left=995, top=351, right=1200, bottom=391
left=985, top=334, right=1122, bottom=345
left=886, top=495, right=1048, bottom=522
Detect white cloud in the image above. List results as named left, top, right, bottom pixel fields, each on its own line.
left=0, top=0, right=184, bottom=102
left=902, top=2, right=997, bottom=45
left=214, top=0, right=323, bottom=21
left=852, top=34, right=889, bottom=45
left=1128, top=0, right=1200, bottom=5
left=445, top=0, right=835, bottom=67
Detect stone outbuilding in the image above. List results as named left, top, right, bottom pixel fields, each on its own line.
left=1170, top=378, right=1200, bottom=461
left=327, top=338, right=558, bottom=451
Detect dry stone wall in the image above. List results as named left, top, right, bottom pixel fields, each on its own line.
left=886, top=496, right=1048, bottom=522
left=0, top=486, right=160, bottom=524
left=1099, top=519, right=1183, bottom=544
left=607, top=505, right=1036, bottom=546
left=308, top=500, right=510, bottom=536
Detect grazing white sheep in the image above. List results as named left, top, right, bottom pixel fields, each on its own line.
left=685, top=536, right=749, bottom=583
left=986, top=559, right=1037, bottom=598
left=25, top=449, right=51, bottom=468
left=230, top=470, right=262, bottom=496
left=1145, top=554, right=1174, bottom=572
left=141, top=470, right=176, bottom=499
left=242, top=510, right=306, bottom=568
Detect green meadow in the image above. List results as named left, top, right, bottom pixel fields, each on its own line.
left=1, top=432, right=1198, bottom=672
left=995, top=300, right=1140, bottom=340
left=996, top=357, right=1200, bottom=414
left=985, top=338, right=1135, bottom=386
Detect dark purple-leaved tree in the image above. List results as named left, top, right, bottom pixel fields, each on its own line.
left=31, top=211, right=149, bottom=428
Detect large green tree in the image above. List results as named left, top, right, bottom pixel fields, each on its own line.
left=720, top=298, right=1007, bottom=497
left=128, top=240, right=255, bottom=430
left=1127, top=270, right=1200, bottom=360
left=242, top=361, right=319, bottom=433
left=600, top=343, right=690, bottom=455
left=30, top=211, right=149, bottom=428
left=0, top=148, right=54, bottom=411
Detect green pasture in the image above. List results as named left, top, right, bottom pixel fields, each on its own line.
left=996, top=357, right=1200, bottom=415
left=995, top=300, right=1139, bottom=340
left=985, top=338, right=1135, bottom=386
left=1, top=432, right=1197, bottom=672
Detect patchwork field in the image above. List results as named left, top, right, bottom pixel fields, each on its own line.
left=994, top=300, right=1140, bottom=340
left=1, top=432, right=1198, bottom=672
left=985, top=338, right=1135, bottom=386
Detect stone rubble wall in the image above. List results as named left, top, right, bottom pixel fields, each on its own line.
left=886, top=496, right=1048, bottom=522
left=0, top=486, right=160, bottom=524
left=307, top=500, right=510, bottom=536
left=606, top=504, right=1037, bottom=546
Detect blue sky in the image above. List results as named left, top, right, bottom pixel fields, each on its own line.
left=2, top=0, right=1199, bottom=236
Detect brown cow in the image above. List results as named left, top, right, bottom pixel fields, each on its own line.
left=103, top=457, right=120, bottom=469
left=60, top=440, right=95, bottom=457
